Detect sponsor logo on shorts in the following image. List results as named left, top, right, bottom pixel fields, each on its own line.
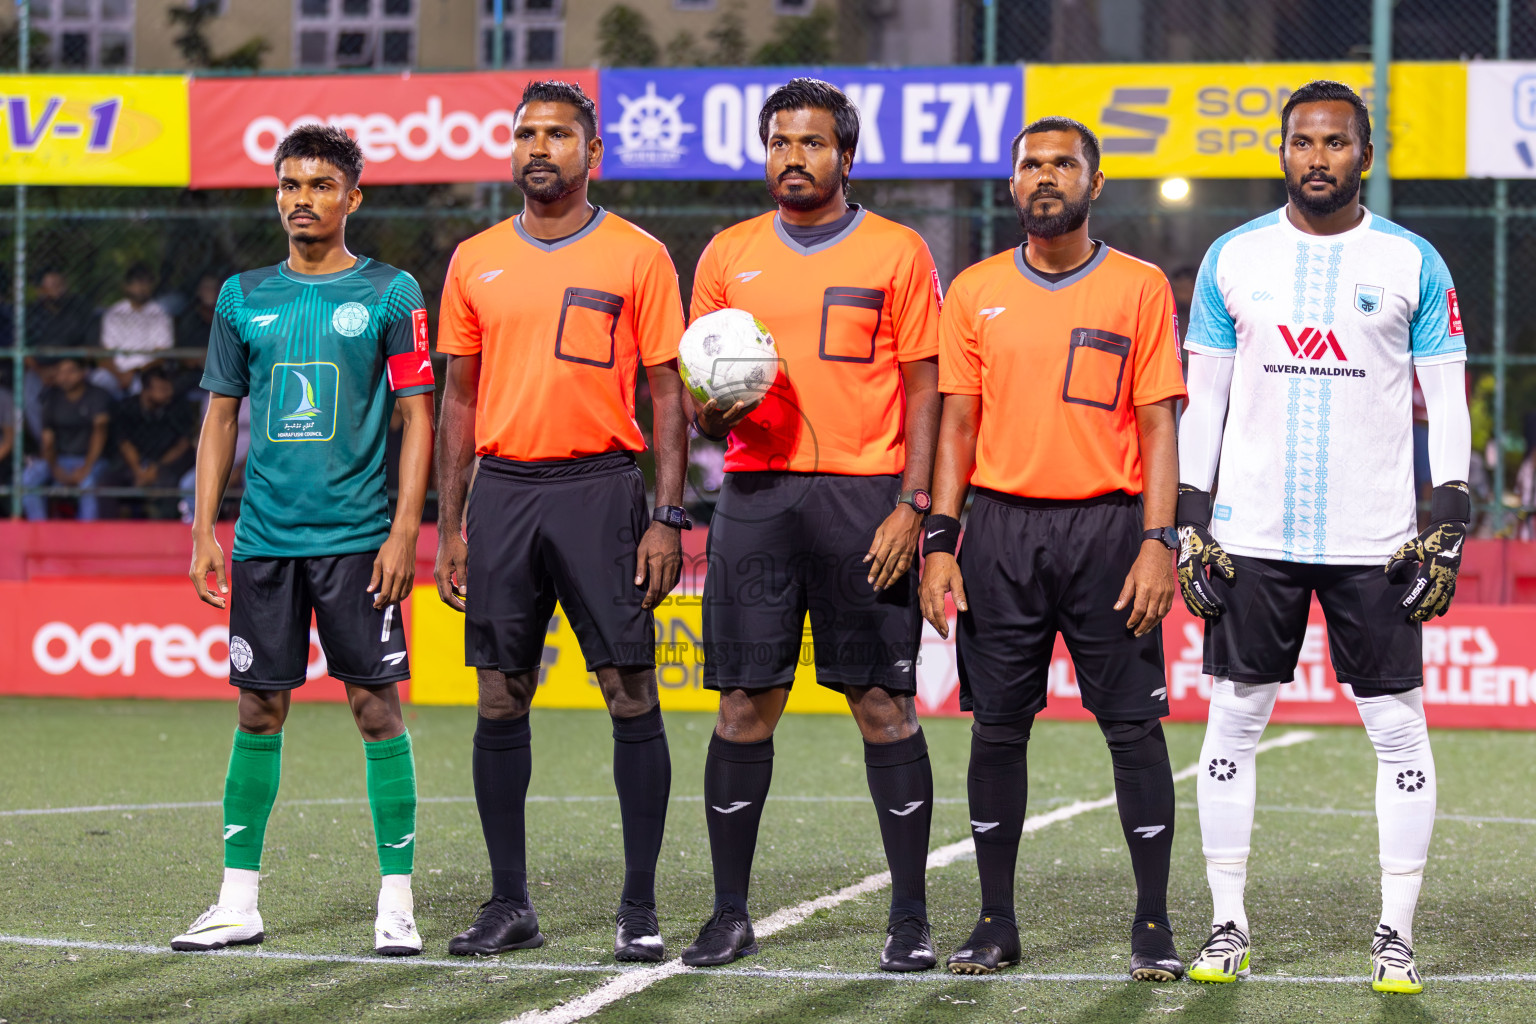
left=229, top=636, right=254, bottom=673
left=381, top=651, right=407, bottom=666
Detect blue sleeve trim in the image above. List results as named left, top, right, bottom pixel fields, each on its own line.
left=1368, top=216, right=1467, bottom=359
left=1184, top=212, right=1275, bottom=351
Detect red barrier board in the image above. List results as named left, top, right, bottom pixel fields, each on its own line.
left=0, top=579, right=409, bottom=703
left=188, top=70, right=600, bottom=188
left=3, top=576, right=1536, bottom=729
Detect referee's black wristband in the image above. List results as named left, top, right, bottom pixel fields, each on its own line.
left=923, top=515, right=961, bottom=557
left=1176, top=484, right=1213, bottom=529
left=691, top=413, right=729, bottom=443
left=1429, top=480, right=1471, bottom=525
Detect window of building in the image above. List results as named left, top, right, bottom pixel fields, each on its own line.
left=479, top=0, right=562, bottom=67
left=295, top=0, right=416, bottom=69
left=29, top=0, right=134, bottom=69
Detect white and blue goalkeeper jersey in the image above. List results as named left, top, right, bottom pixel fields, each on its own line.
left=1185, top=207, right=1466, bottom=565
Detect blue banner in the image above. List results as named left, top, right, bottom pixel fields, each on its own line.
left=598, top=67, right=1023, bottom=180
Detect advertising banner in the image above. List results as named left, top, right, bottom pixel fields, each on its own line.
left=596, top=66, right=1023, bottom=180
left=188, top=70, right=599, bottom=188
left=1466, top=62, right=1536, bottom=177
left=6, top=574, right=1535, bottom=731
left=0, top=74, right=190, bottom=186
left=0, top=579, right=400, bottom=703
left=1023, top=62, right=1463, bottom=180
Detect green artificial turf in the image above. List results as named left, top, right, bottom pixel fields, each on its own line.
left=1, top=697, right=1533, bottom=1023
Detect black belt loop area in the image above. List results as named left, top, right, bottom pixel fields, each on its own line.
left=479, top=450, right=638, bottom=481
left=972, top=486, right=1137, bottom=511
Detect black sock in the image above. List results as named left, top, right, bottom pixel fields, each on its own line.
left=612, top=705, right=670, bottom=906
left=704, top=732, right=774, bottom=916
left=967, top=718, right=1033, bottom=924
left=1098, top=717, right=1175, bottom=930
left=473, top=714, right=532, bottom=906
left=864, top=728, right=933, bottom=923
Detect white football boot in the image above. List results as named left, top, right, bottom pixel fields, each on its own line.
left=171, top=905, right=265, bottom=951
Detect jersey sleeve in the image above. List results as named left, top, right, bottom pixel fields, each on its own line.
left=381, top=272, right=436, bottom=396
left=891, top=234, right=942, bottom=362
left=634, top=243, right=687, bottom=366
left=1131, top=273, right=1188, bottom=406
left=1410, top=243, right=1467, bottom=364
left=199, top=277, right=250, bottom=398
left=937, top=274, right=981, bottom=396
left=689, top=238, right=729, bottom=322
left=1183, top=242, right=1237, bottom=356
left=436, top=247, right=482, bottom=356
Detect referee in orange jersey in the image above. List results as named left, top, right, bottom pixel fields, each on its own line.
left=920, top=118, right=1187, bottom=980
left=680, top=79, right=944, bottom=972
left=433, top=81, right=690, bottom=963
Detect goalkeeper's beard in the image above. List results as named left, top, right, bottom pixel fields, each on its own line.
left=516, top=162, right=585, bottom=204
left=1015, top=188, right=1092, bottom=239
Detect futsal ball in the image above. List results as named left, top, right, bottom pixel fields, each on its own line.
left=678, top=308, right=779, bottom=410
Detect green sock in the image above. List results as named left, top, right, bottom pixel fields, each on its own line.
left=365, top=730, right=418, bottom=876
left=223, top=730, right=283, bottom=871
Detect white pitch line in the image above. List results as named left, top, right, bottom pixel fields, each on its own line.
left=4, top=934, right=1536, bottom=987
left=505, top=730, right=1319, bottom=1024
left=1173, top=802, right=1536, bottom=827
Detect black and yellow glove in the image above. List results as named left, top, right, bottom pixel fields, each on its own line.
left=1387, top=481, right=1471, bottom=623
left=1176, top=484, right=1236, bottom=619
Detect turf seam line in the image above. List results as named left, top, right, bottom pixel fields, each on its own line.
left=4, top=936, right=1536, bottom=985
left=502, top=730, right=1318, bottom=1024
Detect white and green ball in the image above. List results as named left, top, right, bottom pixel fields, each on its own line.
left=678, top=308, right=779, bottom=410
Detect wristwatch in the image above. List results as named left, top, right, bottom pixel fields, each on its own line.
left=652, top=505, right=694, bottom=530
left=1143, top=526, right=1179, bottom=550
left=897, top=488, right=932, bottom=514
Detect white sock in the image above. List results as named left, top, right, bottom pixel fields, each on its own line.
left=1355, top=688, right=1436, bottom=945
left=218, top=867, right=260, bottom=913
left=379, top=873, right=413, bottom=916
left=1197, top=678, right=1278, bottom=935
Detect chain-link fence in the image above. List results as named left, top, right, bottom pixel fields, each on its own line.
left=8, top=0, right=1536, bottom=533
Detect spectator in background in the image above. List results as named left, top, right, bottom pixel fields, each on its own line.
left=0, top=381, right=14, bottom=487
left=112, top=365, right=197, bottom=519
left=1168, top=265, right=1197, bottom=345
left=22, top=356, right=111, bottom=521
left=175, top=273, right=220, bottom=396
left=95, top=263, right=173, bottom=397
left=25, top=269, right=97, bottom=437
left=1516, top=413, right=1536, bottom=540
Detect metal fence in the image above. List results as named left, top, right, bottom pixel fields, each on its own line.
left=8, top=0, right=1536, bottom=533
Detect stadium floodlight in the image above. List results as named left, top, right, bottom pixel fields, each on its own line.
left=1160, top=177, right=1191, bottom=204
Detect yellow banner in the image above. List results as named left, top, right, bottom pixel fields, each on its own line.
left=1023, top=62, right=1464, bottom=179
left=0, top=75, right=190, bottom=185
left=410, top=588, right=851, bottom=716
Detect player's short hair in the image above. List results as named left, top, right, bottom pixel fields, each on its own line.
left=757, top=78, right=860, bottom=161
left=516, top=80, right=598, bottom=145
left=1012, top=116, right=1101, bottom=175
left=273, top=124, right=365, bottom=187
left=1281, top=80, right=1372, bottom=148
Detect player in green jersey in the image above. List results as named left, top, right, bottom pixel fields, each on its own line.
left=175, top=125, right=436, bottom=957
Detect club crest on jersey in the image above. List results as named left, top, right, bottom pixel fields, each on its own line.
left=1278, top=325, right=1346, bottom=361
left=331, top=302, right=370, bottom=337
left=1354, top=284, right=1384, bottom=317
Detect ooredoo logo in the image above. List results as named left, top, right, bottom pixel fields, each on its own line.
left=31, top=622, right=327, bottom=680
left=243, top=95, right=519, bottom=167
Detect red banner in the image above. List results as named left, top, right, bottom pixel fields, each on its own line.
left=188, top=70, right=599, bottom=188
left=0, top=579, right=409, bottom=702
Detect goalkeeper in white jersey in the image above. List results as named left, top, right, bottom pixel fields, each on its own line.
left=1176, top=80, right=1472, bottom=995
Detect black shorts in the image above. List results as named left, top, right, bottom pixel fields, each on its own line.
left=228, top=552, right=408, bottom=690
left=955, top=489, right=1168, bottom=724
left=702, top=471, right=921, bottom=693
left=465, top=452, right=654, bottom=675
left=1202, top=554, right=1422, bottom=689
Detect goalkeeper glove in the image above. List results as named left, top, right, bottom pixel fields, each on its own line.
left=1386, top=481, right=1471, bottom=623
left=1176, top=484, right=1236, bottom=620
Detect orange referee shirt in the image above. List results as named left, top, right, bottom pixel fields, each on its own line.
left=438, top=208, right=685, bottom=461
left=691, top=208, right=942, bottom=476
left=939, top=243, right=1185, bottom=500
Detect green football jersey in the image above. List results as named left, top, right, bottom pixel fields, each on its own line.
left=201, top=257, right=435, bottom=559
